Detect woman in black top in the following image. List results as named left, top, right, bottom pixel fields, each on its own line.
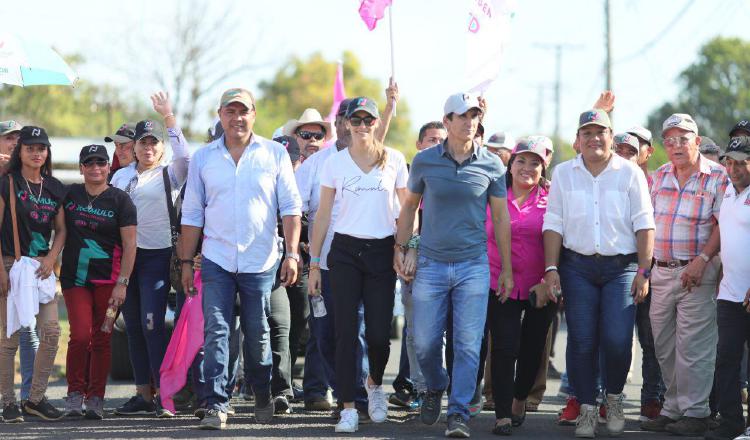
left=60, top=145, right=137, bottom=420
left=0, top=126, right=67, bottom=422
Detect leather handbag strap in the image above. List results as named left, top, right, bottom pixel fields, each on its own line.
left=162, top=167, right=178, bottom=247
left=7, top=175, right=21, bottom=261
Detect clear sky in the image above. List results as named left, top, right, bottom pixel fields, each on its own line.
left=4, top=0, right=750, bottom=146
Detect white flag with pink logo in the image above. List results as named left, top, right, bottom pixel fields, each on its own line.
left=464, top=0, right=516, bottom=93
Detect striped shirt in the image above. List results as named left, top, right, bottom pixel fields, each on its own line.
left=651, top=155, right=729, bottom=261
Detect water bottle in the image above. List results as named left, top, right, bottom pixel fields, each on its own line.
left=311, top=295, right=327, bottom=318
left=101, top=304, right=118, bottom=333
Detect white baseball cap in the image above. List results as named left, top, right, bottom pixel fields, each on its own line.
left=444, top=92, right=482, bottom=117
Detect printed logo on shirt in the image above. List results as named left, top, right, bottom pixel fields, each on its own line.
left=64, top=201, right=115, bottom=218
left=342, top=176, right=387, bottom=196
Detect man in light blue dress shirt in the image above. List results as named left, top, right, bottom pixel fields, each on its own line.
left=179, top=88, right=302, bottom=430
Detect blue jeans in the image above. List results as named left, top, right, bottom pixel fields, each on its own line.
left=560, top=249, right=637, bottom=406
left=18, top=327, right=38, bottom=401
left=199, top=257, right=277, bottom=411
left=305, top=269, right=368, bottom=407
left=121, top=247, right=171, bottom=387
left=412, top=253, right=489, bottom=419
left=401, top=279, right=426, bottom=393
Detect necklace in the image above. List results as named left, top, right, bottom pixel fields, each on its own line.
left=23, top=176, right=43, bottom=200
left=86, top=187, right=107, bottom=209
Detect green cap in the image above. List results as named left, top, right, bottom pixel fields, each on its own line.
left=220, top=88, right=255, bottom=109
left=578, top=109, right=612, bottom=130
left=0, top=120, right=23, bottom=136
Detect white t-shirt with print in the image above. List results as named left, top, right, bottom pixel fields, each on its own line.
left=319, top=146, right=408, bottom=240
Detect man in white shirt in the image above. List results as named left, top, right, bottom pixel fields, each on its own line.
left=543, top=109, right=655, bottom=438
left=179, top=88, right=302, bottom=430
left=707, top=137, right=750, bottom=440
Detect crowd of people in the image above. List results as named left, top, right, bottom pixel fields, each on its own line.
left=0, top=83, right=748, bottom=440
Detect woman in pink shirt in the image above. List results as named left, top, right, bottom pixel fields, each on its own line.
left=486, top=137, right=557, bottom=436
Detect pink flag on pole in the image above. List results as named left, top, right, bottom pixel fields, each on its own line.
left=359, top=0, right=393, bottom=31
left=326, top=62, right=347, bottom=123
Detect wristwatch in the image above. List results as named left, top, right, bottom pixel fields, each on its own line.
left=286, top=252, right=300, bottom=262
left=116, top=276, right=129, bottom=286
left=698, top=252, right=710, bottom=263
left=637, top=267, right=652, bottom=279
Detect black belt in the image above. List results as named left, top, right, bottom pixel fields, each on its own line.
left=655, top=259, right=690, bottom=268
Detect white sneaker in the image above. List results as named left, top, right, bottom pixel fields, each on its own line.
left=606, top=393, right=625, bottom=436
left=366, top=383, right=388, bottom=423
left=575, top=404, right=597, bottom=438
left=735, top=427, right=750, bottom=440
left=335, top=408, right=359, bottom=433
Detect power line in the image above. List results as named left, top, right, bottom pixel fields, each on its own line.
left=615, top=0, right=696, bottom=64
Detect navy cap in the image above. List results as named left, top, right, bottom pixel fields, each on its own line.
left=345, top=97, right=379, bottom=118
left=134, top=120, right=164, bottom=142
left=18, top=126, right=51, bottom=147
left=79, top=144, right=109, bottom=163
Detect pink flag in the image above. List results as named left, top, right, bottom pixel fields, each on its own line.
left=323, top=63, right=346, bottom=148
left=326, top=63, right=347, bottom=123
left=359, top=0, right=392, bottom=31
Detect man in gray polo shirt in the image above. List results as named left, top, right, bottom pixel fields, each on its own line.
left=395, top=92, right=513, bottom=438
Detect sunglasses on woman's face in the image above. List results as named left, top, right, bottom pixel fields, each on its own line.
left=83, top=159, right=108, bottom=168
left=297, top=130, right=325, bottom=141
left=349, top=116, right=376, bottom=127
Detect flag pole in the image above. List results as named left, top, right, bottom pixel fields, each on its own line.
left=388, top=3, right=397, bottom=116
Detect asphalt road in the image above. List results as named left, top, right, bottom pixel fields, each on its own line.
left=0, top=324, right=687, bottom=439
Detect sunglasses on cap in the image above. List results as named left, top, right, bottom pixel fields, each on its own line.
left=349, top=116, right=377, bottom=127
left=297, top=130, right=325, bottom=141
left=82, top=159, right=109, bottom=168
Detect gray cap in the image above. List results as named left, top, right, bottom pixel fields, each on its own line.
left=699, top=137, right=720, bottom=155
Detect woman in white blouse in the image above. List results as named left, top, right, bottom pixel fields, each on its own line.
left=308, top=97, right=410, bottom=433
left=110, top=92, right=189, bottom=418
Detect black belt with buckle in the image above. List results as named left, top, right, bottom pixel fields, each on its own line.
left=655, top=259, right=690, bottom=268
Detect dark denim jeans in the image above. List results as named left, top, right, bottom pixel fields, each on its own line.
left=715, top=300, right=750, bottom=429
left=559, top=249, right=637, bottom=406
left=199, top=257, right=277, bottom=411
left=635, top=292, right=665, bottom=404
left=121, top=247, right=172, bottom=387
left=305, top=269, right=369, bottom=406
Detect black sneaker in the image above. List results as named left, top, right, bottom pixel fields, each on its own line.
left=389, top=389, right=413, bottom=408
left=154, top=395, right=175, bottom=418
left=704, top=421, right=744, bottom=440
left=274, top=395, right=291, bottom=414
left=2, top=402, right=24, bottom=423
left=254, top=392, right=275, bottom=423
left=421, top=389, right=444, bottom=426
left=114, top=395, right=156, bottom=416
left=194, top=407, right=206, bottom=420
left=23, top=397, right=64, bottom=421
left=445, top=414, right=470, bottom=438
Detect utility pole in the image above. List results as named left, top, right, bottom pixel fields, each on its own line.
left=534, top=43, right=581, bottom=165
left=605, top=0, right=612, bottom=92
left=535, top=85, right=545, bottom=131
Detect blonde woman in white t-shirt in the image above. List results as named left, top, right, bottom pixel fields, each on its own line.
left=109, top=92, right=189, bottom=418
left=308, top=97, right=410, bottom=433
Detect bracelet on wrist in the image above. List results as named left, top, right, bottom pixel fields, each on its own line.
left=309, top=263, right=321, bottom=271
left=394, top=243, right=408, bottom=252
left=310, top=256, right=321, bottom=264
left=407, top=234, right=420, bottom=249
left=163, top=113, right=175, bottom=119
left=180, top=259, right=195, bottom=266
left=544, top=265, right=558, bottom=273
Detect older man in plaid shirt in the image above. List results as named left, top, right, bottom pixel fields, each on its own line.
left=642, top=113, right=729, bottom=437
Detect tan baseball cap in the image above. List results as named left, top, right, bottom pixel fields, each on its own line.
left=220, top=88, right=255, bottom=109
